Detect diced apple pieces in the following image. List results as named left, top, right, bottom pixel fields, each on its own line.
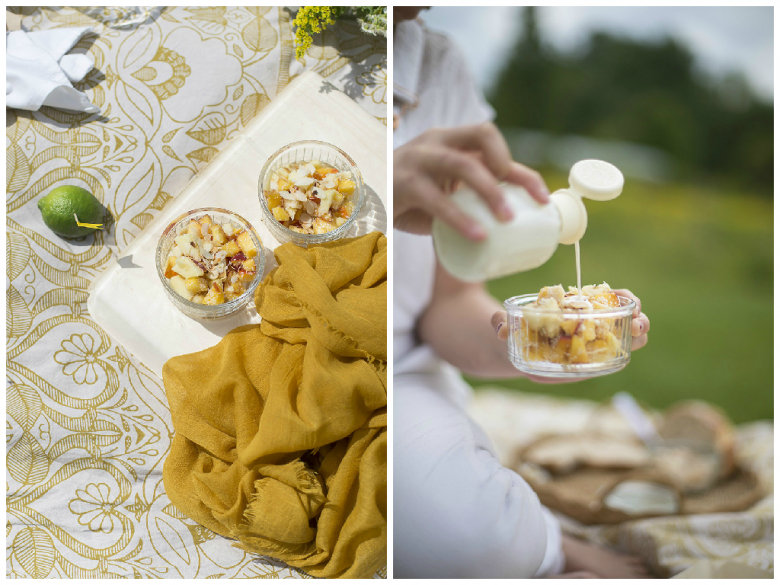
left=338, top=179, right=356, bottom=195
left=591, top=291, right=620, bottom=309
left=209, top=224, right=228, bottom=245
left=203, top=282, right=224, bottom=305
left=175, top=234, right=193, bottom=255
left=168, top=275, right=193, bottom=301
left=199, top=214, right=213, bottom=227
left=236, top=231, right=257, bottom=258
left=313, top=167, right=337, bottom=180
left=236, top=259, right=257, bottom=284
left=225, top=281, right=246, bottom=301
left=561, top=318, right=579, bottom=336
left=173, top=256, right=204, bottom=279
left=316, top=189, right=336, bottom=216
left=221, top=240, right=241, bottom=257
left=581, top=320, right=597, bottom=342
left=191, top=294, right=205, bottom=304
left=175, top=233, right=202, bottom=260
left=313, top=217, right=333, bottom=234
left=272, top=206, right=290, bottom=222
left=164, top=256, right=177, bottom=278
left=570, top=335, right=589, bottom=364
left=187, top=220, right=201, bottom=235
left=185, top=276, right=208, bottom=294
left=551, top=336, right=571, bottom=363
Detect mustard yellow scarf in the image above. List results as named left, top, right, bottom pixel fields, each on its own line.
left=162, top=232, right=387, bottom=578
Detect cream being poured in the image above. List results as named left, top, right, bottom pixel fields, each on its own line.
left=575, top=240, right=582, bottom=299
left=561, top=240, right=592, bottom=309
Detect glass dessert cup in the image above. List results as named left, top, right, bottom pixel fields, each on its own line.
left=155, top=208, right=265, bottom=319
left=504, top=293, right=635, bottom=379
left=258, top=140, right=366, bottom=247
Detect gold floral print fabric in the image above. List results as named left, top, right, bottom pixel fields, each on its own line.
left=470, top=389, right=774, bottom=578
left=6, top=6, right=386, bottom=579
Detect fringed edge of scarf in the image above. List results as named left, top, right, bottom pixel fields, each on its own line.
left=232, top=461, right=326, bottom=559
left=295, top=296, right=388, bottom=378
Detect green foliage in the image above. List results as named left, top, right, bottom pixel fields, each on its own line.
left=489, top=8, right=773, bottom=195
left=466, top=169, right=773, bottom=423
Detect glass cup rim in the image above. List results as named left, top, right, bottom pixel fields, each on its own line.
left=504, top=293, right=635, bottom=318
left=257, top=140, right=366, bottom=243
left=155, top=207, right=264, bottom=314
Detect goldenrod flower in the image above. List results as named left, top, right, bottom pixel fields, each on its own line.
left=293, top=7, right=336, bottom=60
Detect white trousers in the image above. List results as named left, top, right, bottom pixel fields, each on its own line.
left=393, top=350, right=565, bottom=578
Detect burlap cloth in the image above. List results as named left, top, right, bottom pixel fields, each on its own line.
left=162, top=232, right=387, bottom=578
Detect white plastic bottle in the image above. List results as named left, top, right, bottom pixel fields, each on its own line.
left=432, top=159, right=624, bottom=282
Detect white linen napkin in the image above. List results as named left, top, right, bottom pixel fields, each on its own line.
left=6, top=26, right=99, bottom=113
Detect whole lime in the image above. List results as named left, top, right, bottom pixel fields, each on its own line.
left=37, top=186, right=105, bottom=239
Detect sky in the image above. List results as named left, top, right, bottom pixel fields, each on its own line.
left=421, top=6, right=774, bottom=102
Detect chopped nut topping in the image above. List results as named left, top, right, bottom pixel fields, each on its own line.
left=165, top=214, right=259, bottom=305
left=265, top=160, right=356, bottom=235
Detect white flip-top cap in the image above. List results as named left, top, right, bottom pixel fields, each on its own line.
left=568, top=159, right=624, bottom=201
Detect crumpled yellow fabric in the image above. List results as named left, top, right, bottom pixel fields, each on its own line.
left=162, top=232, right=387, bottom=578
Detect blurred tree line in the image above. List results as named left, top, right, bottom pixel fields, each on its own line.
left=489, top=7, right=773, bottom=195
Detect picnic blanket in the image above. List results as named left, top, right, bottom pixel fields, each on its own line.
left=469, top=388, right=773, bottom=578
left=6, top=6, right=386, bottom=579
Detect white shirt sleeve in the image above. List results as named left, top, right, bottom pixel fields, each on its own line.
left=394, top=371, right=565, bottom=578
left=393, top=23, right=495, bottom=147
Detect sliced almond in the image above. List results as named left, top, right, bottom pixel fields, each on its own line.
left=294, top=176, right=315, bottom=188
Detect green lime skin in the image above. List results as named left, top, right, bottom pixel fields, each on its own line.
left=37, top=186, right=105, bottom=239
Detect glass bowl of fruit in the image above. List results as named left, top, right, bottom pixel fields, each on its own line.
left=258, top=140, right=366, bottom=246
left=156, top=208, right=265, bottom=319
left=504, top=283, right=634, bottom=379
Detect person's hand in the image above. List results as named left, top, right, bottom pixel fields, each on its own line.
left=491, top=289, right=650, bottom=351
left=393, top=123, right=550, bottom=241
left=611, top=289, right=649, bottom=350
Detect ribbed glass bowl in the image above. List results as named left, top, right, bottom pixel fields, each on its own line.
left=155, top=207, right=265, bottom=319
left=258, top=140, right=366, bottom=247
left=504, top=293, right=634, bottom=379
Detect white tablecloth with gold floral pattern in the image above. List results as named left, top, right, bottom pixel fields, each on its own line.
left=6, top=6, right=386, bottom=579
left=470, top=388, right=773, bottom=578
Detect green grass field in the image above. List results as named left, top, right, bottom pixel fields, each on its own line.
left=467, top=169, right=774, bottom=424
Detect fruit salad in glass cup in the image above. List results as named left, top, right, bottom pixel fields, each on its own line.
left=156, top=208, right=265, bottom=319
left=259, top=140, right=366, bottom=246
left=504, top=283, right=636, bottom=379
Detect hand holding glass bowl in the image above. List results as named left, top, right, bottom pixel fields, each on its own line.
left=498, top=284, right=648, bottom=380
left=156, top=208, right=265, bottom=319
left=258, top=140, right=366, bottom=247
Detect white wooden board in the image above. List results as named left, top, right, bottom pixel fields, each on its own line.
left=87, top=72, right=387, bottom=377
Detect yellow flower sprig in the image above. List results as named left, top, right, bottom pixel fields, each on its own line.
left=293, top=7, right=336, bottom=60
